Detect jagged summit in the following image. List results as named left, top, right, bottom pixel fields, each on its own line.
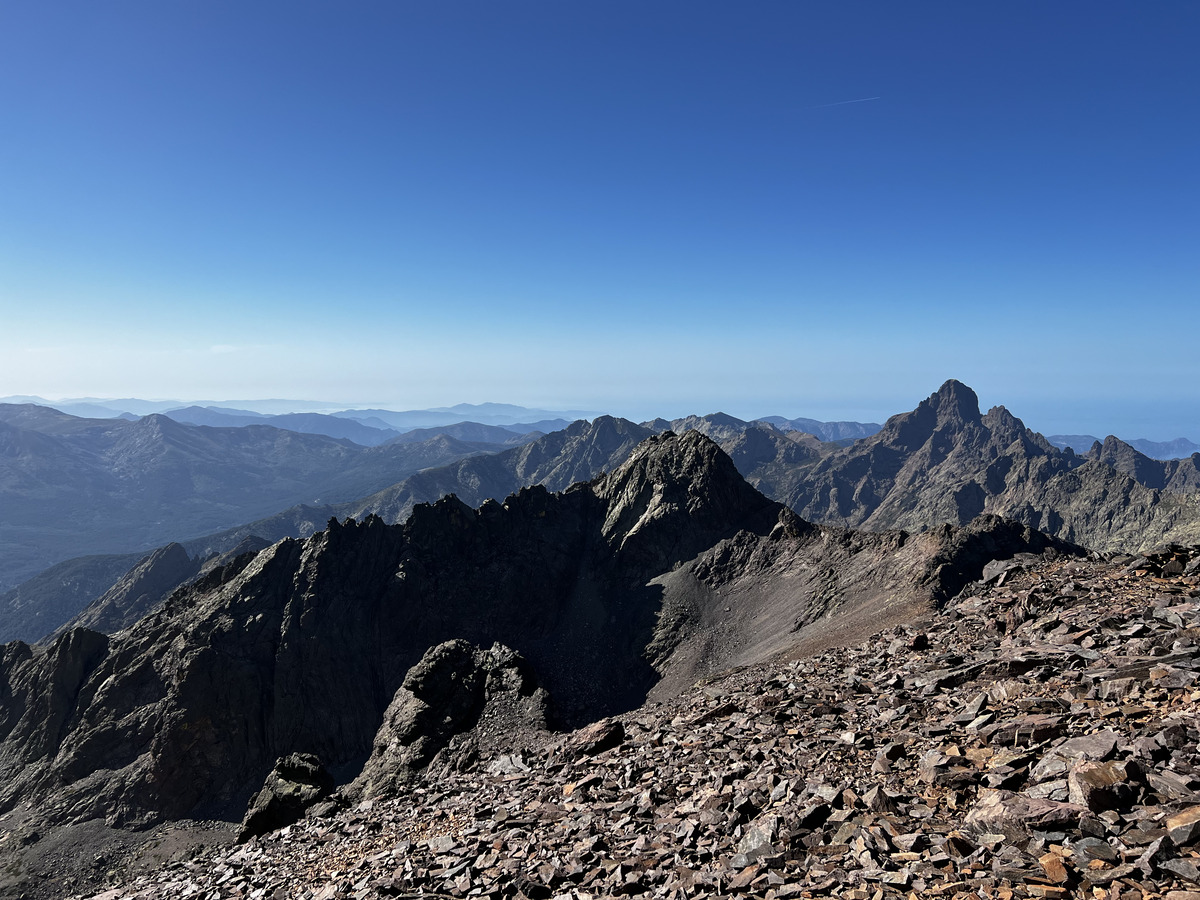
left=781, top=381, right=1200, bottom=552
left=928, top=378, right=982, bottom=425
left=871, top=379, right=981, bottom=453
left=593, top=430, right=780, bottom=573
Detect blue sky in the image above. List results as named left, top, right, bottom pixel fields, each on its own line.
left=1, top=2, right=1197, bottom=438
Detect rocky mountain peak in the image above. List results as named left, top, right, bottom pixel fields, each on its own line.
left=873, top=379, right=983, bottom=453
left=53, top=542, right=200, bottom=639
left=929, top=378, right=983, bottom=426
left=980, top=404, right=1058, bottom=454
left=593, top=431, right=781, bottom=569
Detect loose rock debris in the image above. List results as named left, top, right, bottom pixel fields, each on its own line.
left=74, top=545, right=1200, bottom=899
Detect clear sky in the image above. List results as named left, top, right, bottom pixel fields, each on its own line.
left=2, top=2, right=1197, bottom=438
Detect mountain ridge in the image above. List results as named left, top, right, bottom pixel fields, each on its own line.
left=0, top=431, right=1076, bottom=838
left=8, top=382, right=1200, bottom=644
left=0, top=404, right=523, bottom=592
left=780, top=380, right=1200, bottom=553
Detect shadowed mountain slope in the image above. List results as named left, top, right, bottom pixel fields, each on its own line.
left=51, top=537, right=272, bottom=642
left=0, top=554, right=144, bottom=646
left=0, top=432, right=1074, bottom=833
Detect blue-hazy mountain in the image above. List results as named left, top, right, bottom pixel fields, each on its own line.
left=0, top=404, right=526, bottom=592
left=161, top=407, right=402, bottom=446
left=754, top=415, right=882, bottom=442
left=332, top=403, right=596, bottom=430
left=1048, top=434, right=1200, bottom=460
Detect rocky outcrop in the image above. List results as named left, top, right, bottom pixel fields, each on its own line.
left=238, top=753, right=334, bottom=842
left=350, top=641, right=550, bottom=801
left=0, top=431, right=1073, bottom=834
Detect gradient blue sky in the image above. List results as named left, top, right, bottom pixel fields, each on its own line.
left=2, top=3, right=1197, bottom=438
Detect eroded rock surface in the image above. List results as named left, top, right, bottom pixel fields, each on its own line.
left=238, top=753, right=334, bottom=842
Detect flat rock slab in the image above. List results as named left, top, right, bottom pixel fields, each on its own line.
left=963, top=792, right=1088, bottom=842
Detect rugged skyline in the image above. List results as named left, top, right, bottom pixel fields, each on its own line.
left=3, top=4, right=1198, bottom=437
left=3, top=390, right=1199, bottom=448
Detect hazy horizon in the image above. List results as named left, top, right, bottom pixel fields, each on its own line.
left=4, top=383, right=1198, bottom=445
left=3, top=4, right=1197, bottom=441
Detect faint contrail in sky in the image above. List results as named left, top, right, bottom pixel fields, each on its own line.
left=806, top=96, right=881, bottom=109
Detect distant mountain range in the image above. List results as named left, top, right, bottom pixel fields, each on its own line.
left=8, top=394, right=1196, bottom=458
left=0, top=396, right=595, bottom=431
left=0, top=404, right=526, bottom=594
left=1048, top=433, right=1200, bottom=460
left=3, top=383, right=1199, bottom=645
left=155, top=407, right=560, bottom=447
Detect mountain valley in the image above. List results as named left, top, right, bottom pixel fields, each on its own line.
left=0, top=404, right=533, bottom=594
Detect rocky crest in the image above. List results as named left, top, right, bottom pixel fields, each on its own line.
left=780, top=381, right=1200, bottom=553
left=0, top=432, right=1071, bottom=842
left=51, top=543, right=200, bottom=639
left=350, top=640, right=551, bottom=802
left=12, top=383, right=1193, bottom=648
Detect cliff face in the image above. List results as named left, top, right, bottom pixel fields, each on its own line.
left=0, top=431, right=1077, bottom=833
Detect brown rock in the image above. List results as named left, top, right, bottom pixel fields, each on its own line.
left=1167, top=806, right=1200, bottom=845
left=1038, top=850, right=1070, bottom=883
left=561, top=718, right=625, bottom=758
left=963, top=791, right=1088, bottom=841
left=1067, top=760, right=1134, bottom=811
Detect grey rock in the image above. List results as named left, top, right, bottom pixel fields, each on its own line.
left=1030, top=729, right=1120, bottom=782
left=351, top=641, right=550, bottom=800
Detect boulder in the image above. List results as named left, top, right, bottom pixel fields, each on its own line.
left=351, top=640, right=550, bottom=800
left=239, top=753, right=335, bottom=841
